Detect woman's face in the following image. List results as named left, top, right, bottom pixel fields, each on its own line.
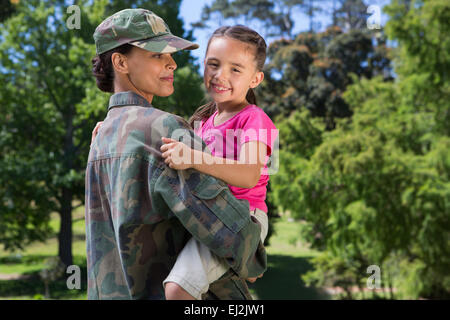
left=125, top=46, right=177, bottom=99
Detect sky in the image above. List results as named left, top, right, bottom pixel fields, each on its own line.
left=179, top=0, right=391, bottom=71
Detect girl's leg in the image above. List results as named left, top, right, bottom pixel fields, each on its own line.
left=165, top=282, right=196, bottom=300
left=163, top=209, right=269, bottom=300
left=163, top=237, right=212, bottom=300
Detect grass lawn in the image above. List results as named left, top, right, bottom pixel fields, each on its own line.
left=248, top=216, right=330, bottom=300
left=0, top=204, right=87, bottom=300
left=0, top=207, right=329, bottom=300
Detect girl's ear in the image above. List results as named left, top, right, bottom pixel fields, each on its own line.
left=250, top=71, right=264, bottom=89
left=111, top=52, right=129, bottom=74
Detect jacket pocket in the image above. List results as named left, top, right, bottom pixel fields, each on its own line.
left=192, top=175, right=250, bottom=233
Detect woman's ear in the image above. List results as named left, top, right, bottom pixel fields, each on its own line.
left=111, top=52, right=129, bottom=74
left=250, top=71, right=264, bottom=89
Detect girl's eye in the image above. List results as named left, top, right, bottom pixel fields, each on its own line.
left=232, top=68, right=241, bottom=73
left=153, top=54, right=162, bottom=59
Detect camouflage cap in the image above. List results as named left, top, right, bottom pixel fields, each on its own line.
left=94, top=8, right=199, bottom=55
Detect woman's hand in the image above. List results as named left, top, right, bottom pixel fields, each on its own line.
left=160, top=137, right=194, bottom=170
left=91, top=121, right=103, bottom=145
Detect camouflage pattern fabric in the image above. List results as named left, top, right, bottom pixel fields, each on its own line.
left=85, top=91, right=267, bottom=300
left=93, top=8, right=198, bottom=55
left=203, top=270, right=254, bottom=300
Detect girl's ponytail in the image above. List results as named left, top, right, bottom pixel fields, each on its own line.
left=246, top=88, right=257, bottom=105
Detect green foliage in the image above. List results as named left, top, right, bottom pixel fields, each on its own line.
left=384, top=0, right=450, bottom=135
left=277, top=78, right=449, bottom=298
left=0, top=0, right=106, bottom=263
left=302, top=251, right=365, bottom=299
left=271, top=0, right=450, bottom=299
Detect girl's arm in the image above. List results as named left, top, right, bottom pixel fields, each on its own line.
left=160, top=137, right=267, bottom=189
left=91, top=121, right=103, bottom=145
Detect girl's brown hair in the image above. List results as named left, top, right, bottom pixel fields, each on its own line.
left=189, top=25, right=267, bottom=128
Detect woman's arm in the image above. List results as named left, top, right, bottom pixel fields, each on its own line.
left=160, top=137, right=267, bottom=189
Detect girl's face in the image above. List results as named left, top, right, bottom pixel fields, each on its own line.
left=204, top=37, right=264, bottom=109
left=125, top=47, right=177, bottom=100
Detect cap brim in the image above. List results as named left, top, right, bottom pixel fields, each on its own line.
left=129, top=34, right=199, bottom=53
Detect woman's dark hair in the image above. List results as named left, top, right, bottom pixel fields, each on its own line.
left=189, top=25, right=267, bottom=128
left=92, top=43, right=134, bottom=93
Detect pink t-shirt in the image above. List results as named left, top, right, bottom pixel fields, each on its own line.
left=194, top=104, right=278, bottom=213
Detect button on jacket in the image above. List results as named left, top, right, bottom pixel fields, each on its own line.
left=85, top=91, right=267, bottom=299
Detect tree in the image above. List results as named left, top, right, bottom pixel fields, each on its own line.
left=271, top=0, right=450, bottom=298
left=0, top=0, right=203, bottom=265
left=301, top=0, right=324, bottom=32
left=384, top=0, right=450, bottom=136
left=334, top=0, right=369, bottom=30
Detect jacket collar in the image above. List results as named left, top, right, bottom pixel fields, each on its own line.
left=108, top=91, right=152, bottom=111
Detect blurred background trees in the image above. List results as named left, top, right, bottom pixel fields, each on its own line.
left=269, top=0, right=449, bottom=298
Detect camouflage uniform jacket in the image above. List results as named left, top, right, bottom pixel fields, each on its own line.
left=85, top=91, right=267, bottom=300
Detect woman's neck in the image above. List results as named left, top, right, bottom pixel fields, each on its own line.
left=114, top=78, right=154, bottom=104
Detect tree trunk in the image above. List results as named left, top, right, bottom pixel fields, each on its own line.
left=58, top=109, right=75, bottom=266
left=44, top=280, right=50, bottom=299
left=58, top=187, right=73, bottom=266
left=387, top=269, right=395, bottom=299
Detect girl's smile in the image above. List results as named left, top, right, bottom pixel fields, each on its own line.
left=211, top=83, right=231, bottom=93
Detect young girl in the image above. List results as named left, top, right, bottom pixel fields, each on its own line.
left=160, top=25, right=278, bottom=300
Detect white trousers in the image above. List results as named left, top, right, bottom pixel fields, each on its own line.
left=163, top=208, right=268, bottom=300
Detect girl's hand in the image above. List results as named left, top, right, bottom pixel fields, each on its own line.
left=160, top=137, right=194, bottom=170
left=91, top=121, right=103, bottom=145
